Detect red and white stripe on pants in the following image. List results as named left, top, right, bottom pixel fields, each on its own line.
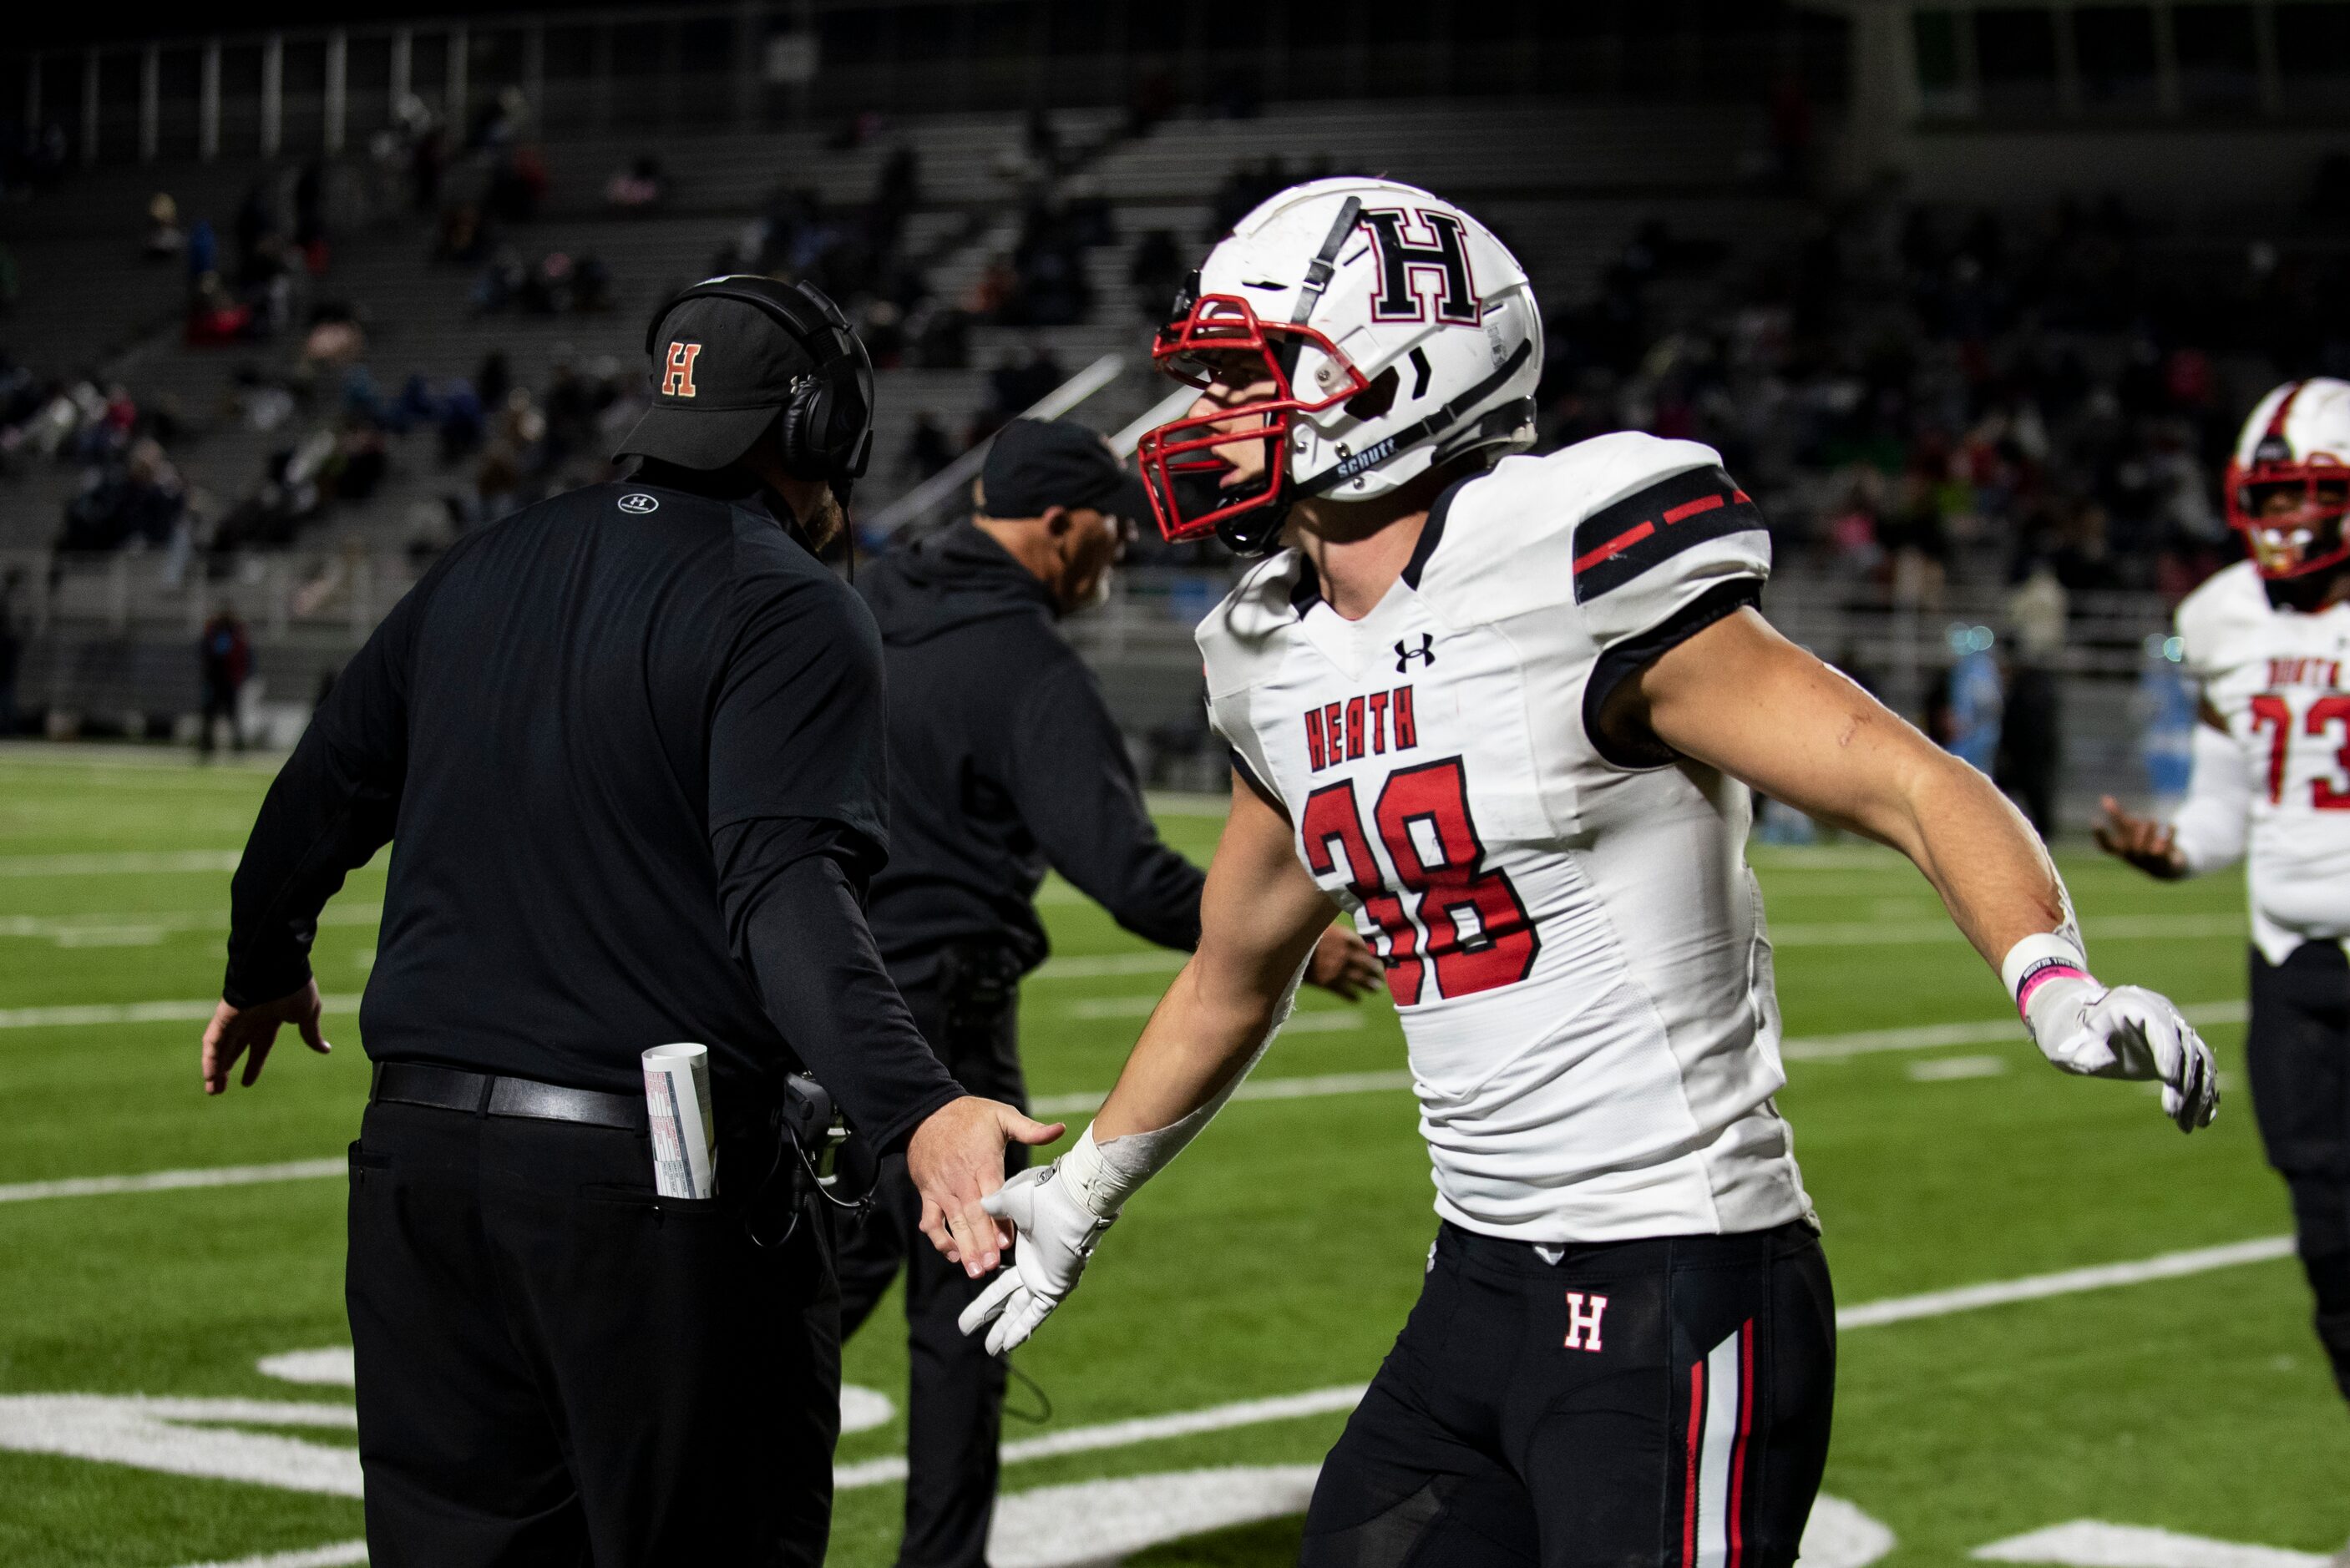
left=1682, top=1319, right=1755, bottom=1568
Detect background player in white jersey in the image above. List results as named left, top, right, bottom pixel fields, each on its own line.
left=958, top=179, right=2220, bottom=1568
left=2099, top=377, right=2350, bottom=1453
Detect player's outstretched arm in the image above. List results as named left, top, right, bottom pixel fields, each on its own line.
left=957, top=769, right=1341, bottom=1354
left=1611, top=606, right=2218, bottom=1133
left=2095, top=712, right=2246, bottom=881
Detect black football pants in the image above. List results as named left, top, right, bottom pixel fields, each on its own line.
left=2247, top=943, right=2350, bottom=1404
left=346, top=1098, right=841, bottom=1567
left=1301, top=1220, right=1836, bottom=1568
left=836, top=950, right=1029, bottom=1568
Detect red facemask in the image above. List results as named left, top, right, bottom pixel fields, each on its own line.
left=1135, top=293, right=1370, bottom=544
left=2225, top=453, right=2350, bottom=579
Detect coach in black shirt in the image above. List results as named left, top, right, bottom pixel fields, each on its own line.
left=199, top=278, right=1056, bottom=1568
left=843, top=417, right=1380, bottom=1568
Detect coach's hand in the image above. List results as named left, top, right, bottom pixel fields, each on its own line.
left=957, top=1161, right=1113, bottom=1355
left=1306, top=922, right=1385, bottom=1001
left=909, top=1097, right=1066, bottom=1279
left=200, top=979, right=331, bottom=1095
left=2024, top=975, right=2220, bottom=1133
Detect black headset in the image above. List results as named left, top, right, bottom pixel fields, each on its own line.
left=641, top=275, right=876, bottom=493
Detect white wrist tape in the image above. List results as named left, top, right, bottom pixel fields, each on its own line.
left=2001, top=930, right=2093, bottom=1028
left=1057, top=956, right=1308, bottom=1221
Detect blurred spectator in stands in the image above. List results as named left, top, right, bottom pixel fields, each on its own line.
left=397, top=94, right=448, bottom=213
left=185, top=217, right=217, bottom=281
left=489, top=142, right=550, bottom=225
left=1998, top=564, right=2068, bottom=836
left=1129, top=228, right=1182, bottom=320
left=196, top=606, right=252, bottom=761
left=234, top=181, right=278, bottom=279
left=437, top=379, right=487, bottom=466
left=303, top=309, right=366, bottom=369
left=966, top=256, right=1015, bottom=319
left=293, top=162, right=330, bottom=273
left=437, top=201, right=492, bottom=265
left=1943, top=624, right=2003, bottom=776
left=186, top=274, right=255, bottom=346
left=0, top=569, right=21, bottom=738
left=902, top=412, right=955, bottom=482
left=145, top=193, right=185, bottom=260
left=605, top=156, right=666, bottom=213
left=58, top=438, right=185, bottom=553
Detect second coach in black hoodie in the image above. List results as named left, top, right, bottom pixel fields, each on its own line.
left=844, top=417, right=1380, bottom=1568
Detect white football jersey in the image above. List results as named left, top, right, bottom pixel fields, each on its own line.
left=1198, top=431, right=1813, bottom=1243
left=2175, top=559, right=2350, bottom=962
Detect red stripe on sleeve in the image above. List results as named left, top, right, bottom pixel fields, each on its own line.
left=1573, top=520, right=1655, bottom=574
left=1663, top=493, right=1725, bottom=525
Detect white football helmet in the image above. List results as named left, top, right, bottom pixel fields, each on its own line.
left=2226, top=377, right=2350, bottom=579
left=1137, top=177, right=1542, bottom=553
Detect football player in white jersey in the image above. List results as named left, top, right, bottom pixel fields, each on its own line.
left=2098, top=378, right=2350, bottom=1461
left=955, top=179, right=2219, bottom=1568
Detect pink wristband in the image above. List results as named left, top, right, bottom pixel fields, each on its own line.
left=2013, top=959, right=2089, bottom=1018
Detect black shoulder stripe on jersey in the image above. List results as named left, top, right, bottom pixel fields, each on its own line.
left=1571, top=465, right=1765, bottom=603
left=1581, top=577, right=1764, bottom=770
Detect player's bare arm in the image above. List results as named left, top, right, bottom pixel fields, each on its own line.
left=1611, top=607, right=2218, bottom=1131
left=957, top=768, right=1340, bottom=1353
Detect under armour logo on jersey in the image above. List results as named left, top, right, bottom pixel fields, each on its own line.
left=1395, top=634, right=1436, bottom=673
left=1360, top=209, right=1481, bottom=326
left=661, top=341, right=703, bottom=398
left=1563, top=1292, right=1609, bottom=1352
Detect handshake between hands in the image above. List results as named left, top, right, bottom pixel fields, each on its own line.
left=907, top=1102, right=1119, bottom=1357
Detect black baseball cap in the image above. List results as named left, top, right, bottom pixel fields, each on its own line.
left=613, top=291, right=816, bottom=471
left=978, top=418, right=1151, bottom=524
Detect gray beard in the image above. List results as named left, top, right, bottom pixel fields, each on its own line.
left=797, top=488, right=846, bottom=553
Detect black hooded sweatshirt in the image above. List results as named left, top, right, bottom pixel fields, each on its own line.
left=857, top=521, right=1204, bottom=980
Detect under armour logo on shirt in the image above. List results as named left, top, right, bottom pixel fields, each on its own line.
left=1395, top=634, right=1436, bottom=673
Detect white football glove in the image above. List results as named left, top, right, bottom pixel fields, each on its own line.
left=2024, top=974, right=2220, bottom=1133
left=955, top=1161, right=1115, bottom=1357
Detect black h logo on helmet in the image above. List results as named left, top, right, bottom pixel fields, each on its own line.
left=1360, top=209, right=1480, bottom=326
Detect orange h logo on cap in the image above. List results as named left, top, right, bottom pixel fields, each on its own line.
left=662, top=341, right=703, bottom=398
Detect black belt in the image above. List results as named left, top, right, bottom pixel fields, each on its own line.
left=371, top=1061, right=646, bottom=1132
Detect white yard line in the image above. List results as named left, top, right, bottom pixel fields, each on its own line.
left=834, top=1384, right=1369, bottom=1490
left=0, top=906, right=380, bottom=946
left=0, top=850, right=246, bottom=878
left=1973, top=1520, right=2327, bottom=1567
left=0, top=1159, right=349, bottom=1205
left=1836, top=1236, right=2296, bottom=1328
left=169, top=1545, right=370, bottom=1568
left=0, top=994, right=363, bottom=1030
left=1771, top=913, right=2246, bottom=948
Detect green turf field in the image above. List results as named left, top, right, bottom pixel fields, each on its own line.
left=0, top=746, right=2341, bottom=1567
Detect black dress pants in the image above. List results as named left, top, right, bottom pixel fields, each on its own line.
left=836, top=948, right=1027, bottom=1568
left=347, top=1096, right=841, bottom=1567
left=2247, top=942, right=2350, bottom=1404
left=1301, top=1221, right=1836, bottom=1568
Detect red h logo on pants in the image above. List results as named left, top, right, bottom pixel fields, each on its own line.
left=662, top=342, right=703, bottom=398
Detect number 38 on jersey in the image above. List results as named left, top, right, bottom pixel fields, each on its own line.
left=1300, top=754, right=1538, bottom=1007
